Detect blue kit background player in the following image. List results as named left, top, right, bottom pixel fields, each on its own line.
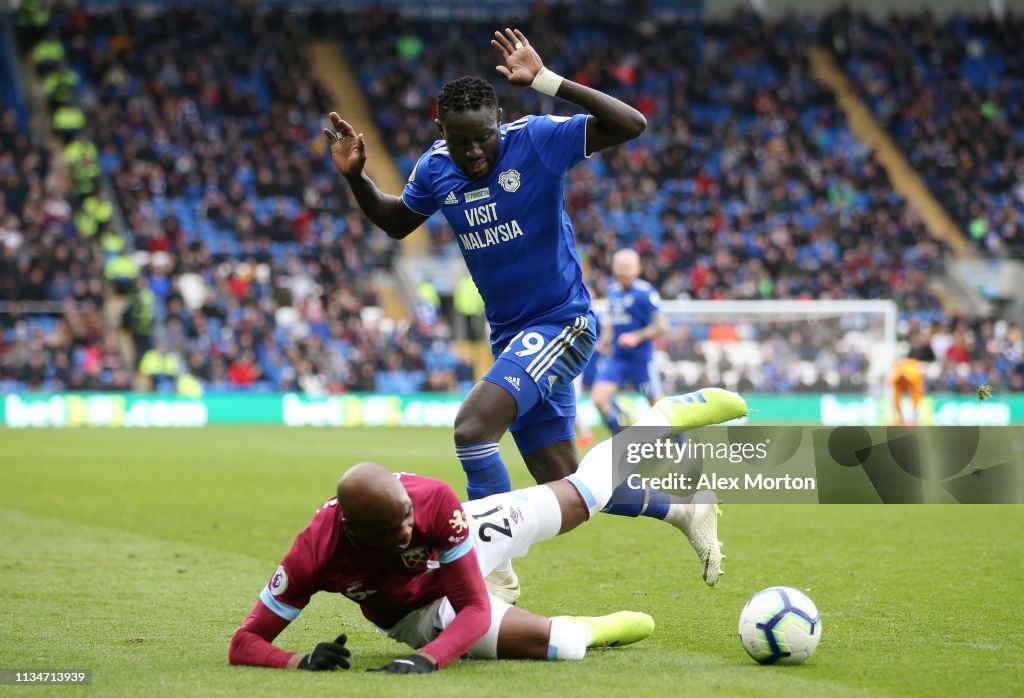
left=573, top=321, right=606, bottom=448
left=324, top=28, right=649, bottom=600
left=592, top=249, right=668, bottom=435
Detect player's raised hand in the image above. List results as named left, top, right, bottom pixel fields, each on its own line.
left=491, top=28, right=544, bottom=86
left=297, top=633, right=351, bottom=671
left=323, top=112, right=366, bottom=179
left=366, top=653, right=435, bottom=674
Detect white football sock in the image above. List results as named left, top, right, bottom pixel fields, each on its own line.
left=566, top=438, right=614, bottom=517
left=632, top=409, right=672, bottom=430
left=566, top=407, right=674, bottom=517
left=547, top=617, right=590, bottom=661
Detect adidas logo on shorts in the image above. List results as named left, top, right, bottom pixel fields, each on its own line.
left=444, top=191, right=459, bottom=205
left=504, top=375, right=521, bottom=392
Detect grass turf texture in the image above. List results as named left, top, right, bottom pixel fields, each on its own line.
left=1, top=426, right=1021, bottom=697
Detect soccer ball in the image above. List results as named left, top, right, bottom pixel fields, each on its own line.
left=738, top=586, right=821, bottom=664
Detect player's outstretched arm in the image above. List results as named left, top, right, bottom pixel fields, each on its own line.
left=490, top=28, right=646, bottom=154
left=323, top=112, right=427, bottom=239
left=229, top=600, right=351, bottom=670
left=619, top=311, right=668, bottom=349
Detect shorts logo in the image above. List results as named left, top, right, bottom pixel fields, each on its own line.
left=464, top=187, right=490, bottom=202
left=444, top=191, right=459, bottom=205
left=270, top=565, right=288, bottom=597
left=498, top=169, right=521, bottom=193
left=548, top=375, right=557, bottom=388
left=504, top=375, right=521, bottom=392
left=401, top=546, right=431, bottom=569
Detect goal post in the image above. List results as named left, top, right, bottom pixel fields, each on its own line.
left=591, top=298, right=898, bottom=399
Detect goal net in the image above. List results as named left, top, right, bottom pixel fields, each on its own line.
left=591, top=299, right=898, bottom=398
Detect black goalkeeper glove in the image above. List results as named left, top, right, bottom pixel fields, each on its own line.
left=297, top=634, right=351, bottom=671
left=366, top=653, right=435, bottom=674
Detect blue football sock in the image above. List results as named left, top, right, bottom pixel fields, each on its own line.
left=456, top=442, right=511, bottom=500
left=602, top=407, right=623, bottom=435
left=602, top=481, right=672, bottom=520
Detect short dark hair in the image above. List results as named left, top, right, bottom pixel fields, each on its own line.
left=437, top=76, right=497, bottom=116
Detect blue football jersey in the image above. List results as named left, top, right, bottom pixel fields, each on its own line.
left=401, top=114, right=592, bottom=347
left=607, top=279, right=660, bottom=363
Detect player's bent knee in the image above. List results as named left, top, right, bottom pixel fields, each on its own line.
left=455, top=381, right=519, bottom=444
left=454, top=413, right=493, bottom=445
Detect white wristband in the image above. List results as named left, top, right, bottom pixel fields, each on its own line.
left=530, top=67, right=564, bottom=97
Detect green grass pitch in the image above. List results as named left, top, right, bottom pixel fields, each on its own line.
left=1, top=426, right=1021, bottom=697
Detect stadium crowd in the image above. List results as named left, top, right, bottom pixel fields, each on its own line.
left=828, top=8, right=1024, bottom=256
left=23, top=6, right=472, bottom=395
left=2, top=4, right=1022, bottom=397
left=0, top=94, right=132, bottom=392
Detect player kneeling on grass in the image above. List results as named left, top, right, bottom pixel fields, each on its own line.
left=228, top=388, right=747, bottom=673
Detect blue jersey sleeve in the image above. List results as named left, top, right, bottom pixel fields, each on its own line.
left=644, top=287, right=661, bottom=318
left=401, top=146, right=441, bottom=217
left=527, top=114, right=590, bottom=176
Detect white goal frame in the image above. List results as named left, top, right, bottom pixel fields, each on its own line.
left=592, top=298, right=898, bottom=395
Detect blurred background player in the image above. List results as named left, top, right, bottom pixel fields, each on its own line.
left=324, top=29, right=646, bottom=601
left=573, top=317, right=607, bottom=450
left=592, top=249, right=668, bottom=435
left=890, top=331, right=937, bottom=425
left=229, top=389, right=747, bottom=673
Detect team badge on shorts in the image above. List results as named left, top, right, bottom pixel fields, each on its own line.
left=401, top=546, right=432, bottom=569
left=498, top=169, right=521, bottom=193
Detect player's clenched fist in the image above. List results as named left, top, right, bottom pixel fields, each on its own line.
left=366, top=653, right=435, bottom=674
left=297, top=634, right=351, bottom=671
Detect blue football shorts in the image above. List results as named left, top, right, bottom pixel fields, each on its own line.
left=482, top=313, right=597, bottom=454
left=595, top=356, right=662, bottom=401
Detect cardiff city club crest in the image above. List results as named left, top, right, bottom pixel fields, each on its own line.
left=498, top=169, right=521, bottom=193
left=401, top=546, right=431, bottom=569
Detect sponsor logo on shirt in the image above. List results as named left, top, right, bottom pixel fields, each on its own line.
left=504, top=375, right=521, bottom=392
left=343, top=580, right=378, bottom=602
left=464, top=186, right=490, bottom=203
left=444, top=190, right=459, bottom=205
left=459, top=202, right=524, bottom=251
